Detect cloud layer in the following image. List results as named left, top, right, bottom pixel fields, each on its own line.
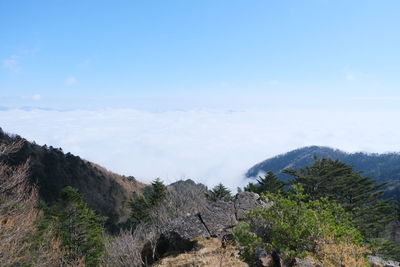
left=1, top=108, right=400, bottom=190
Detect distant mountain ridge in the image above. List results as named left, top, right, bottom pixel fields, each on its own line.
left=246, top=146, right=400, bottom=200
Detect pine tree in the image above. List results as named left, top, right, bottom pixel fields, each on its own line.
left=129, top=195, right=151, bottom=226
left=244, top=182, right=260, bottom=193
left=57, top=187, right=106, bottom=266
left=38, top=187, right=106, bottom=266
left=206, top=183, right=233, bottom=202
left=244, top=171, right=285, bottom=194
left=284, top=157, right=395, bottom=237
left=148, top=178, right=167, bottom=205
left=129, top=178, right=167, bottom=228
left=256, top=171, right=285, bottom=194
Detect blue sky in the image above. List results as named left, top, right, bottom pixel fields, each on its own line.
left=2, top=1, right=400, bottom=187
left=1, top=0, right=400, bottom=110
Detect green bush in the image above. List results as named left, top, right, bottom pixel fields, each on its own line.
left=234, top=185, right=364, bottom=263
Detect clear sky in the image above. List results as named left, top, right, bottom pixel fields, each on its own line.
left=1, top=0, right=400, bottom=110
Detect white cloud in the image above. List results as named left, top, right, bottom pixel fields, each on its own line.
left=1, top=108, right=400, bottom=190
left=2, top=55, right=21, bottom=73
left=31, top=94, right=42, bottom=101
left=65, top=76, right=78, bottom=86
left=2, top=48, right=40, bottom=74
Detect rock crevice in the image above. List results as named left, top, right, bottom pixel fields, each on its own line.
left=197, top=213, right=212, bottom=237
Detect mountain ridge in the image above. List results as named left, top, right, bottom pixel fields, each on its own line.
left=246, top=145, right=400, bottom=200
left=0, top=127, right=146, bottom=230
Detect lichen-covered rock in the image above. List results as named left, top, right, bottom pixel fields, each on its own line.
left=155, top=192, right=274, bottom=265
left=153, top=214, right=210, bottom=263
left=157, top=190, right=273, bottom=264
left=199, top=200, right=237, bottom=237
left=163, top=214, right=210, bottom=240
left=162, top=192, right=272, bottom=244
left=234, top=192, right=272, bottom=220
left=292, top=257, right=321, bottom=267
left=368, top=256, right=400, bottom=267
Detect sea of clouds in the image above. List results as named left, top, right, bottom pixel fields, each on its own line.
left=1, top=108, right=400, bottom=190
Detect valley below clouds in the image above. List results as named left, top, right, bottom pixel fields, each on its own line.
left=1, top=108, right=399, bottom=189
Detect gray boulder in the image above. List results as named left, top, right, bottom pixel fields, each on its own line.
left=157, top=191, right=272, bottom=260
left=151, top=214, right=209, bottom=263
left=235, top=192, right=272, bottom=220
left=162, top=192, right=271, bottom=242
left=151, top=191, right=273, bottom=264
left=162, top=213, right=210, bottom=240
left=292, top=257, right=321, bottom=267
left=199, top=200, right=237, bottom=237
left=368, top=256, right=400, bottom=267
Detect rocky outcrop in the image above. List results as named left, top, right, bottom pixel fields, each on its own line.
left=163, top=214, right=211, bottom=240
left=162, top=192, right=270, bottom=240
left=368, top=256, right=400, bottom=267
left=154, top=192, right=271, bottom=261
left=291, top=257, right=321, bottom=267
left=200, top=200, right=237, bottom=237
left=235, top=191, right=272, bottom=220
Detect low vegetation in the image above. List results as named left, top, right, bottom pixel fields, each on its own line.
left=234, top=186, right=367, bottom=265
left=236, top=158, right=400, bottom=265
left=153, top=237, right=247, bottom=267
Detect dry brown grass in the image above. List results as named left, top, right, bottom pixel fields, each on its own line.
left=0, top=156, right=39, bottom=266
left=153, top=238, right=248, bottom=267
left=0, top=195, right=39, bottom=265
left=312, top=238, right=370, bottom=267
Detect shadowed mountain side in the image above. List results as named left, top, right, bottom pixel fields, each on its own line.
left=246, top=146, right=400, bottom=200
left=0, top=127, right=146, bottom=230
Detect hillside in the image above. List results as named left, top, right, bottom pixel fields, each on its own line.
left=0, top=127, right=146, bottom=230
left=246, top=146, right=400, bottom=200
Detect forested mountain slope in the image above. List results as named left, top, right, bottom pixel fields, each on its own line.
left=0, top=127, right=146, bottom=230
left=246, top=146, right=400, bottom=200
